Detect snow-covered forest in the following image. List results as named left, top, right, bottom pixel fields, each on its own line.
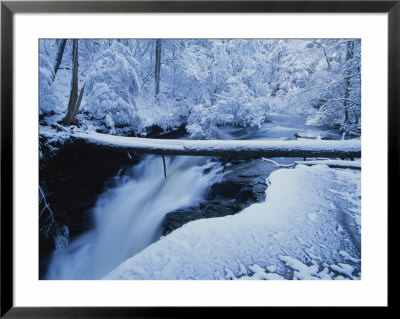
left=39, top=39, right=361, bottom=281
left=40, top=39, right=361, bottom=139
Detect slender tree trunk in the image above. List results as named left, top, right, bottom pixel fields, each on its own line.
left=63, top=40, right=82, bottom=126
left=155, top=39, right=161, bottom=96
left=172, top=47, right=176, bottom=97
left=343, top=40, right=354, bottom=124
left=53, top=39, right=67, bottom=80
left=70, top=84, right=85, bottom=125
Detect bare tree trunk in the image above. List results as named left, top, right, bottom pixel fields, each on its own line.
left=172, top=46, right=176, bottom=97
left=155, top=39, right=161, bottom=96
left=53, top=39, right=67, bottom=80
left=69, top=84, right=85, bottom=125
left=343, top=40, right=354, bottom=124
left=63, top=40, right=83, bottom=126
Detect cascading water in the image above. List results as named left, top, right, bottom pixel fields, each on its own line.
left=46, top=155, right=221, bottom=280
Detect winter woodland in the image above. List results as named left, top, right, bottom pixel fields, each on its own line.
left=39, top=39, right=361, bottom=280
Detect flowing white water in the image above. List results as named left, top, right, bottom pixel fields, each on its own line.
left=46, top=155, right=220, bottom=279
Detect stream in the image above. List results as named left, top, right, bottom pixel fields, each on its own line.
left=45, top=114, right=344, bottom=280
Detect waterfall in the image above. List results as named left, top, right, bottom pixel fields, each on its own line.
left=46, top=155, right=220, bottom=279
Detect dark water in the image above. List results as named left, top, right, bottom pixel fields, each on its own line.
left=217, top=114, right=343, bottom=141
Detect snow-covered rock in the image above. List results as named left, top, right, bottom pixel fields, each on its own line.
left=104, top=164, right=361, bottom=280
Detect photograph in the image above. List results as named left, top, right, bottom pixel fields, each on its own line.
left=39, top=38, right=362, bottom=281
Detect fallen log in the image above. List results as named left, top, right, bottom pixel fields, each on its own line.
left=72, top=131, right=361, bottom=159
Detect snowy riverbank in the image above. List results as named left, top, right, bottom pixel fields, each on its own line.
left=104, top=163, right=361, bottom=280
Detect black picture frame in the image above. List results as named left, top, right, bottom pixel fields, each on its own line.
left=1, top=0, right=396, bottom=317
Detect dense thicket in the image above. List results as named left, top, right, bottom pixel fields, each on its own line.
left=39, top=39, right=361, bottom=138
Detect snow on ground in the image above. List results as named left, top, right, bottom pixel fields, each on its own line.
left=294, top=159, right=361, bottom=169
left=104, top=164, right=361, bottom=280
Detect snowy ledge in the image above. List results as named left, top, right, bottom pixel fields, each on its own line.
left=72, top=131, right=361, bottom=159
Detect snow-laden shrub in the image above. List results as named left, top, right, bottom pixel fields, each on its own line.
left=305, top=102, right=343, bottom=128
left=135, top=95, right=190, bottom=134
left=83, top=41, right=141, bottom=134
left=217, top=80, right=266, bottom=127
left=39, top=54, right=60, bottom=114
left=186, top=79, right=267, bottom=139
left=306, top=99, right=361, bottom=135
left=268, top=87, right=321, bottom=116
left=186, top=104, right=224, bottom=139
